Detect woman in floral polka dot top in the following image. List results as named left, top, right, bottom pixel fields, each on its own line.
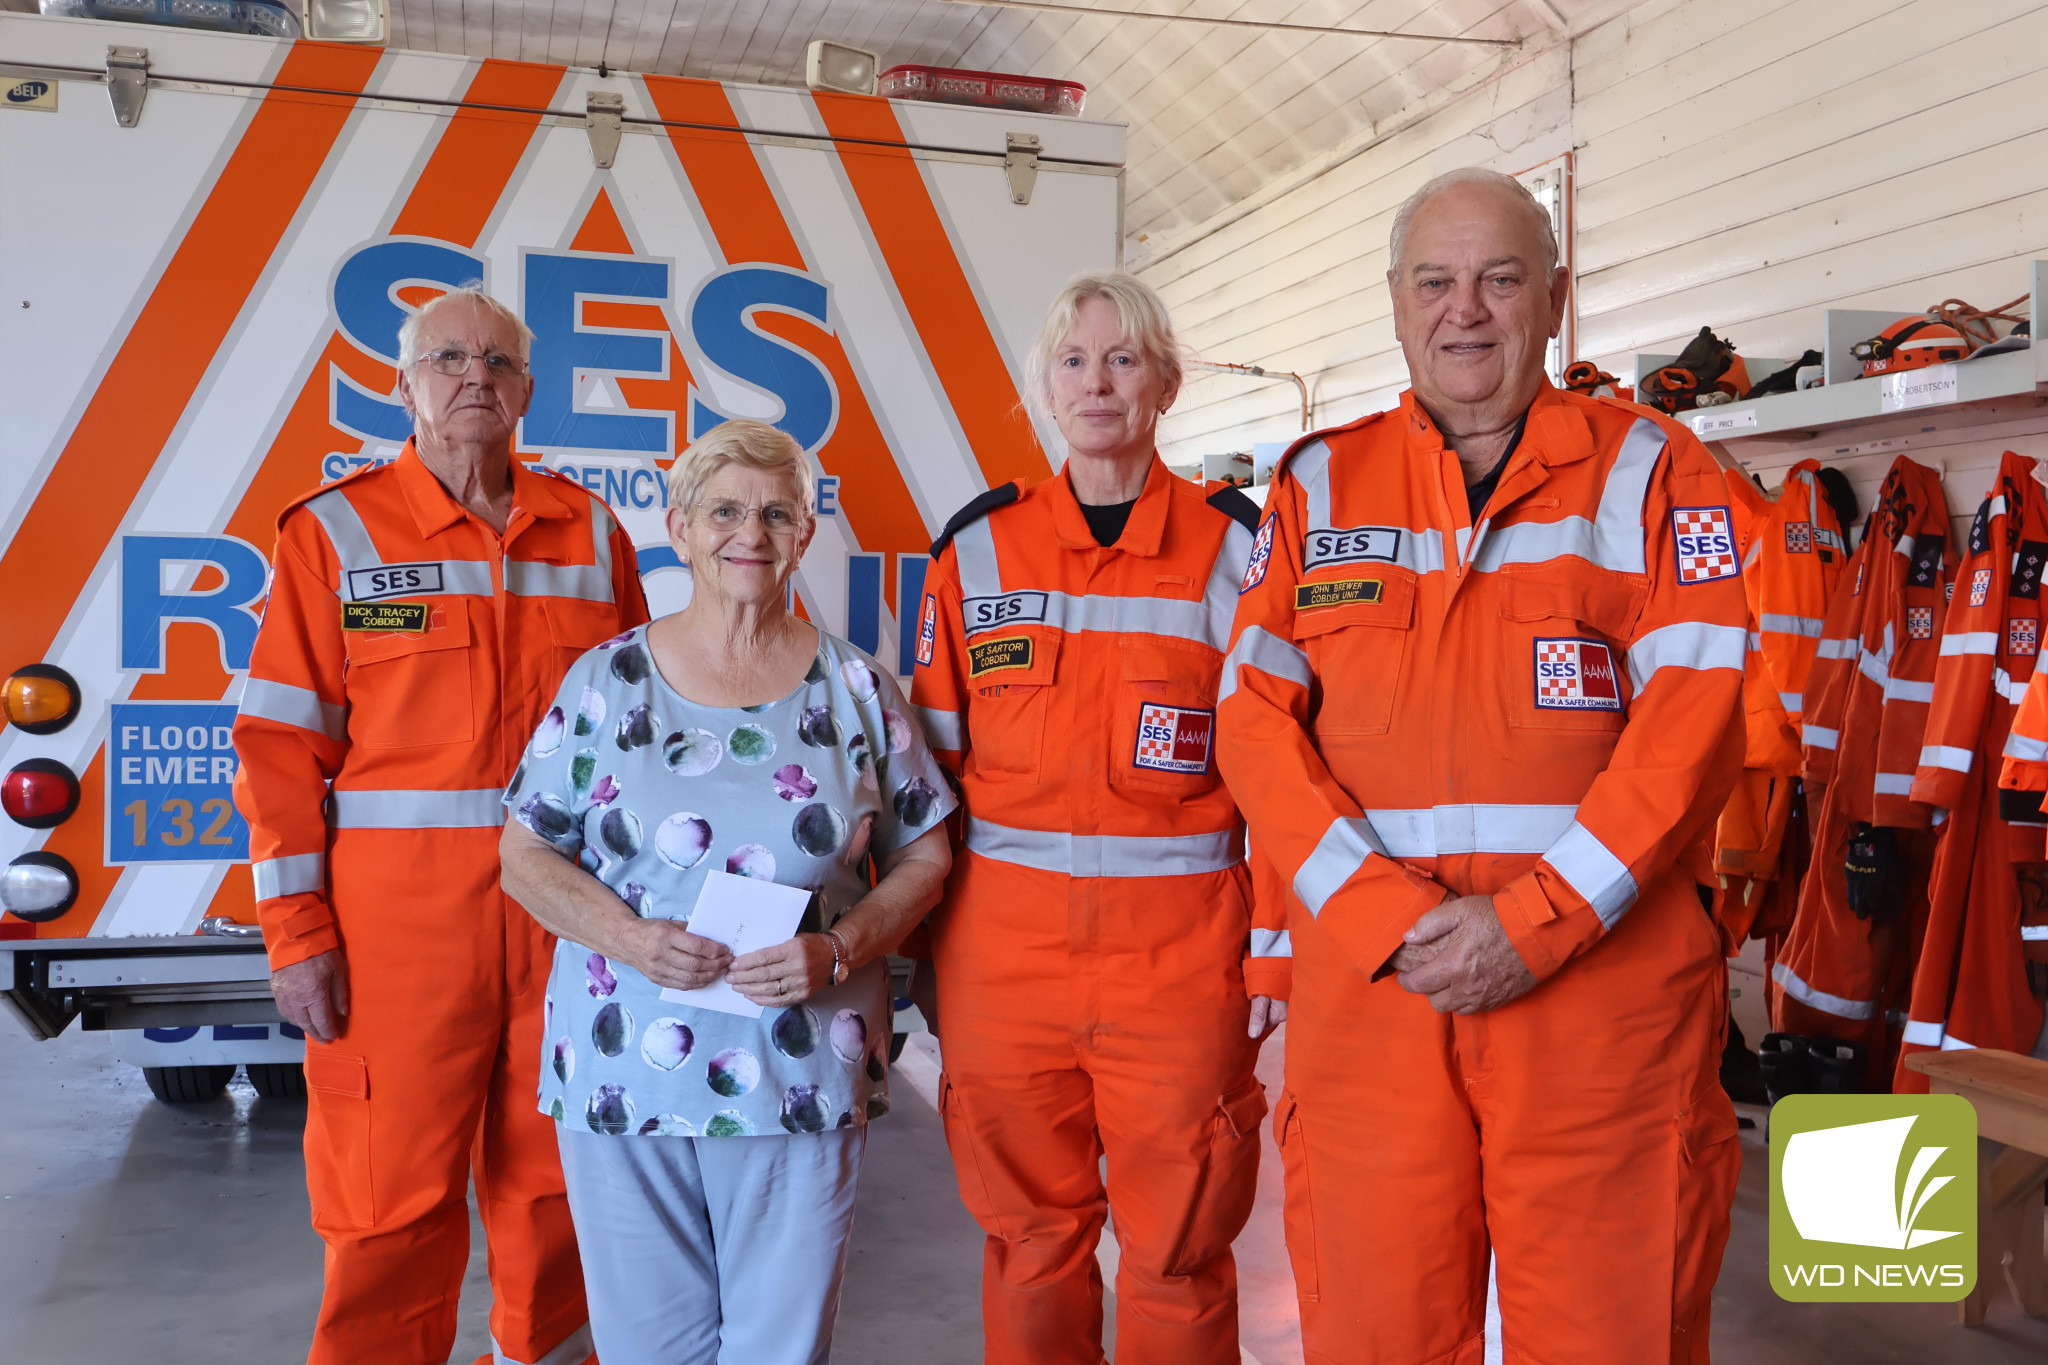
left=500, top=418, right=954, bottom=1365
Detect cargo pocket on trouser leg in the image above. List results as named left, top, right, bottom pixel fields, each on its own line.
left=1670, top=1081, right=1741, bottom=1363
left=938, top=1073, right=1009, bottom=1238
left=303, top=1048, right=375, bottom=1231
left=1272, top=1091, right=1319, bottom=1304
left=1162, top=1076, right=1268, bottom=1278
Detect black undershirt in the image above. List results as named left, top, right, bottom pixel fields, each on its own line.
left=1079, top=498, right=1138, bottom=547
left=1462, top=414, right=1529, bottom=521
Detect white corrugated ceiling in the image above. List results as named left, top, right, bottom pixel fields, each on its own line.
left=385, top=0, right=1612, bottom=256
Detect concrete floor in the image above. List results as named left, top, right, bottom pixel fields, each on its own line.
left=2, top=1021, right=2044, bottom=1364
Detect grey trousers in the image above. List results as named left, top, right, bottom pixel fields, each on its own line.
left=555, top=1123, right=868, bottom=1365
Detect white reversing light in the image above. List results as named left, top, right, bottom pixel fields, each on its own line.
left=304, top=0, right=387, bottom=42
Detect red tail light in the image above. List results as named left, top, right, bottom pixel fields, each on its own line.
left=878, top=64, right=1086, bottom=116
left=3, top=759, right=80, bottom=829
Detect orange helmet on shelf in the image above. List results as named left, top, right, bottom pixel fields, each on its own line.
left=1638, top=327, right=1748, bottom=413
left=1853, top=316, right=1969, bottom=378
left=1638, top=365, right=1699, bottom=414
left=1561, top=361, right=1634, bottom=402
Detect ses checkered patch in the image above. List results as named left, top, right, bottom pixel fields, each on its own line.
left=1133, top=704, right=1214, bottom=775
left=1534, top=638, right=1624, bottom=711
left=1785, top=521, right=1813, bottom=554
left=1673, top=506, right=1739, bottom=584
left=1970, top=568, right=1993, bottom=608
left=2011, top=618, right=2039, bottom=658
left=1907, top=606, right=1935, bottom=640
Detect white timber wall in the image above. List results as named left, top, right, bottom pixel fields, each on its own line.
left=1146, top=0, right=2048, bottom=537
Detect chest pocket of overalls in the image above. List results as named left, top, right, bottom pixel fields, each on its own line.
left=1111, top=637, right=1222, bottom=795
left=1499, top=570, right=1642, bottom=734
left=344, top=609, right=476, bottom=748
left=1298, top=571, right=1415, bottom=739
left=966, top=630, right=1060, bottom=781
left=545, top=598, right=622, bottom=679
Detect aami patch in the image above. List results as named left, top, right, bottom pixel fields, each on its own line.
left=341, top=601, right=428, bottom=633
left=1970, top=568, right=1993, bottom=608
left=1133, top=703, right=1214, bottom=775
left=915, top=593, right=938, bottom=667
left=1241, top=514, right=1275, bottom=594
left=1907, top=606, right=1935, bottom=640
left=2012, top=618, right=2039, bottom=657
left=1785, top=521, right=1813, bottom=554
left=1294, top=578, right=1383, bottom=610
left=966, top=636, right=1033, bottom=678
left=1534, top=638, right=1624, bottom=711
left=1672, top=506, right=1739, bottom=584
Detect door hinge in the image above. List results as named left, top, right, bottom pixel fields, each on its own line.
left=1004, top=132, right=1041, bottom=206
left=106, top=45, right=148, bottom=128
left=585, top=91, right=625, bottom=169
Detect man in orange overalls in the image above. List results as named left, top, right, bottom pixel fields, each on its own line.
left=912, top=273, right=1287, bottom=1364
left=234, top=288, right=646, bottom=1365
left=1217, top=169, right=1745, bottom=1364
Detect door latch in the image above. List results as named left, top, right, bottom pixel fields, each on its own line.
left=106, top=45, right=148, bottom=128
left=1004, top=132, right=1041, bottom=206
left=585, top=91, right=625, bottom=169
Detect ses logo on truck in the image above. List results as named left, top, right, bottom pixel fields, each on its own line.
left=1672, top=506, right=1739, bottom=583
left=1770, top=1094, right=1975, bottom=1302
left=1134, top=704, right=1213, bottom=775
left=1533, top=638, right=1623, bottom=711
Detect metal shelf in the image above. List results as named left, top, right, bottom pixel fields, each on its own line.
left=1633, top=260, right=2048, bottom=445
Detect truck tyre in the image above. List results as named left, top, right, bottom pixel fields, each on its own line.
left=142, top=1064, right=235, bottom=1104
left=246, top=1062, right=307, bottom=1099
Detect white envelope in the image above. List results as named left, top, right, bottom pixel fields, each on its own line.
left=658, top=869, right=812, bottom=1018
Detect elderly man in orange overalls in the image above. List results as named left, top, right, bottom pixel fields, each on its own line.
left=1219, top=169, right=1746, bottom=1364
left=235, top=287, right=646, bottom=1365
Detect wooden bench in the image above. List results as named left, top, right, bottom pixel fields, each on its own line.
left=1904, top=1049, right=2048, bottom=1327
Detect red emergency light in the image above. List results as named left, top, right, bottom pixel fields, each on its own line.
left=3, top=759, right=80, bottom=829
left=1, top=851, right=78, bottom=922
left=878, top=64, right=1086, bottom=117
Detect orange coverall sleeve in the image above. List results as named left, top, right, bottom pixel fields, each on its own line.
left=1912, top=517, right=1996, bottom=812
left=2001, top=668, right=2048, bottom=792
left=909, top=549, right=969, bottom=777
left=1871, top=537, right=1948, bottom=827
left=1243, top=838, right=1292, bottom=1001
left=1800, top=542, right=1868, bottom=786
left=1490, top=432, right=1749, bottom=981
left=232, top=511, right=349, bottom=972
left=1215, top=480, right=1450, bottom=984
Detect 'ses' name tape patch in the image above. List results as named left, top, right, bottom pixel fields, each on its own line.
left=1294, top=578, right=1383, bottom=610
left=343, top=601, right=429, bottom=633
left=1133, top=703, right=1214, bottom=775
left=1673, top=505, right=1739, bottom=584
left=1303, top=525, right=1402, bottom=570
left=967, top=636, right=1033, bottom=678
left=1534, top=637, right=1624, bottom=711
left=345, top=561, right=444, bottom=601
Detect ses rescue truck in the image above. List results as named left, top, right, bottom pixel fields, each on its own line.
left=0, top=12, right=1121, bottom=1101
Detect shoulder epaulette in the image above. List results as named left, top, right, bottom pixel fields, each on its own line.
left=1204, top=484, right=1261, bottom=533
left=930, top=482, right=1020, bottom=559
left=275, top=460, right=382, bottom=531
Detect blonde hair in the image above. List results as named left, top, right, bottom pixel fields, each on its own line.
left=396, top=284, right=534, bottom=368
left=1024, top=271, right=1184, bottom=417
left=1388, top=167, right=1558, bottom=276
left=666, top=419, right=814, bottom=519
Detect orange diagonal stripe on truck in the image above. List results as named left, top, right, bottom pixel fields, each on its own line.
left=642, top=75, right=935, bottom=601
left=810, top=91, right=1050, bottom=491
left=0, top=42, right=381, bottom=680
left=390, top=59, right=566, bottom=244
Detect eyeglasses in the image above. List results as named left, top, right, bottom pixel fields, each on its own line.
left=418, top=347, right=528, bottom=379
left=693, top=499, right=804, bottom=534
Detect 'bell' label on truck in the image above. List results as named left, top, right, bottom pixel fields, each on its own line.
left=345, top=562, right=445, bottom=600
left=107, top=703, right=248, bottom=863
left=342, top=602, right=429, bottom=633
